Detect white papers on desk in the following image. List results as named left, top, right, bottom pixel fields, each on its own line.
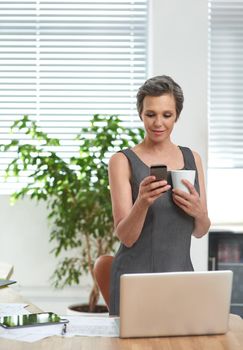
left=0, top=314, right=119, bottom=343
left=0, top=303, right=29, bottom=317
left=64, top=315, right=119, bottom=337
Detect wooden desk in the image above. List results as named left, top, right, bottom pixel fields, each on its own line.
left=1, top=286, right=243, bottom=350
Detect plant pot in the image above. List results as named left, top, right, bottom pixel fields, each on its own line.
left=67, top=303, right=109, bottom=316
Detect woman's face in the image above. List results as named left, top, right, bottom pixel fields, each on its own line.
left=140, top=94, right=177, bottom=143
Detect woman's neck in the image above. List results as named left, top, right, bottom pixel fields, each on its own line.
left=140, top=137, right=176, bottom=155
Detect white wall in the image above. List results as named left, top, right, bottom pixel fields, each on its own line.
left=0, top=0, right=209, bottom=312
left=150, top=0, right=208, bottom=271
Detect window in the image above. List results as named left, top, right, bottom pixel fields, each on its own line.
left=208, top=0, right=243, bottom=225
left=0, top=0, right=147, bottom=193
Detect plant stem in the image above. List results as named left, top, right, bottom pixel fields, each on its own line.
left=84, top=232, right=100, bottom=311
left=88, top=282, right=100, bottom=312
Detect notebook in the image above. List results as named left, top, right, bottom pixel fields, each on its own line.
left=0, top=279, right=16, bottom=288
left=119, top=270, right=233, bottom=338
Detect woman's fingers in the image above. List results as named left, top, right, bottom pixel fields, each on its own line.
left=139, top=176, right=171, bottom=205
left=172, top=183, right=202, bottom=218
left=150, top=184, right=171, bottom=197
left=141, top=176, right=168, bottom=190
left=181, top=179, right=197, bottom=195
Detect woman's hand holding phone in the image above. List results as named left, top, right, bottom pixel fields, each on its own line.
left=138, top=165, right=170, bottom=207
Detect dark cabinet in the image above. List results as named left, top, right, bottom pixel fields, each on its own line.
left=208, top=231, right=243, bottom=317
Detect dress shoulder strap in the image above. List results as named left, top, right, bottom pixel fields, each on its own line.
left=179, top=146, right=197, bottom=170
left=119, top=148, right=147, bottom=171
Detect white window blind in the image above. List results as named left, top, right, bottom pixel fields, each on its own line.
left=0, top=0, right=147, bottom=193
left=208, top=0, right=243, bottom=168
left=208, top=0, right=243, bottom=225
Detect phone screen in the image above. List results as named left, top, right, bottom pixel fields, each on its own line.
left=0, top=312, right=68, bottom=329
left=150, top=165, right=167, bottom=181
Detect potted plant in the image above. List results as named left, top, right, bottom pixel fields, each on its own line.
left=0, top=114, right=143, bottom=312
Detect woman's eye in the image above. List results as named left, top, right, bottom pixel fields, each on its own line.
left=164, top=113, right=172, bottom=118
left=146, top=113, right=155, bottom=117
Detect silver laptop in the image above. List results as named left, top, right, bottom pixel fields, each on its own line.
left=119, top=270, right=233, bottom=338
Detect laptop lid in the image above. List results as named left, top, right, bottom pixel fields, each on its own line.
left=119, top=270, right=233, bottom=338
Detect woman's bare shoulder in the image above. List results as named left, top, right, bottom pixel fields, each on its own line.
left=109, top=151, right=129, bottom=166
left=108, top=151, right=131, bottom=191
left=191, top=150, right=202, bottom=166
left=108, top=151, right=131, bottom=177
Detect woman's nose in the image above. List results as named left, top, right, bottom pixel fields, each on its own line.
left=154, top=116, right=163, bottom=127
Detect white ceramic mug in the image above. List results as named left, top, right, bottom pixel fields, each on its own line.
left=171, top=170, right=196, bottom=193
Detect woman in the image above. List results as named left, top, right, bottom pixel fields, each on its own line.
left=108, top=75, right=211, bottom=315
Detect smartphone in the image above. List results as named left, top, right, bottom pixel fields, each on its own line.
left=150, top=164, right=167, bottom=181
left=0, top=312, right=69, bottom=329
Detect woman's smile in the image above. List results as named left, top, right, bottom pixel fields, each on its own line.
left=152, top=129, right=165, bottom=134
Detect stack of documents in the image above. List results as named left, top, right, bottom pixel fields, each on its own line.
left=0, top=322, right=64, bottom=343
left=64, top=315, right=119, bottom=338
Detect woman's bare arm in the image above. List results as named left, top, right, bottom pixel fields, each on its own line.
left=172, top=151, right=211, bottom=238
left=191, top=152, right=211, bottom=237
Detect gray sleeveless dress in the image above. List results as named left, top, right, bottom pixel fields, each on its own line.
left=109, top=146, right=200, bottom=316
